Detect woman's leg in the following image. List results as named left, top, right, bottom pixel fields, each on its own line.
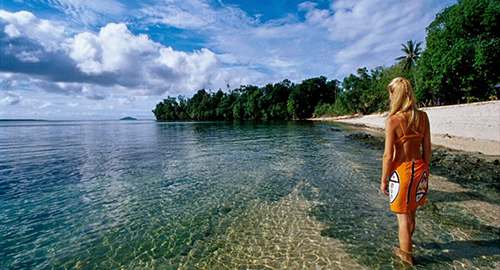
left=396, top=212, right=414, bottom=252
left=395, top=211, right=417, bottom=265
left=409, top=210, right=416, bottom=237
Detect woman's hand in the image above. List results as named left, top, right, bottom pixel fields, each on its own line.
left=380, top=180, right=389, bottom=196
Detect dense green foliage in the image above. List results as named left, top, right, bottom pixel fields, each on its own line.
left=153, top=78, right=339, bottom=120
left=419, top=0, right=500, bottom=104
left=153, top=0, right=499, bottom=120
left=314, top=66, right=416, bottom=117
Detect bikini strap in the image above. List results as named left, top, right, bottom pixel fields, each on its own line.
left=393, top=115, right=406, bottom=136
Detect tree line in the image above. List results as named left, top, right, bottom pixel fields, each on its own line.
left=153, top=77, right=339, bottom=120
left=153, top=0, right=499, bottom=120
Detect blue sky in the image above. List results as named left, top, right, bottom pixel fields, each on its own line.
left=1, top=0, right=456, bottom=120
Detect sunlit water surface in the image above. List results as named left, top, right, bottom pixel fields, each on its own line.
left=0, top=120, right=498, bottom=269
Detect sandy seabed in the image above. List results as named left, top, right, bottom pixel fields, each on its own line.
left=312, top=100, right=500, bottom=156
left=183, top=182, right=367, bottom=270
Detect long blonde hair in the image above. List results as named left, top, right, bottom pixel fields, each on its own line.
left=388, top=77, right=419, bottom=130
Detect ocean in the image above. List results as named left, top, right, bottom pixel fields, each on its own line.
left=0, top=120, right=498, bottom=269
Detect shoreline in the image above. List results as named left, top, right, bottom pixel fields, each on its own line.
left=310, top=100, right=500, bottom=156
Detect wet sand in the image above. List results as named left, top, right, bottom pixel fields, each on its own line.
left=430, top=174, right=499, bottom=229
left=417, top=174, right=500, bottom=270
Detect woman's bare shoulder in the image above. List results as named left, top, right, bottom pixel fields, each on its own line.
left=418, top=110, right=429, bottom=120
left=385, top=115, right=400, bottom=129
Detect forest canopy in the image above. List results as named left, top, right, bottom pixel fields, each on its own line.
left=153, top=0, right=499, bottom=121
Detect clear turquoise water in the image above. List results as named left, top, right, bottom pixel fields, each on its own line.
left=0, top=120, right=498, bottom=269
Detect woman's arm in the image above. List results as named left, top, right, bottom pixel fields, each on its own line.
left=380, top=116, right=397, bottom=195
left=422, top=112, right=431, bottom=165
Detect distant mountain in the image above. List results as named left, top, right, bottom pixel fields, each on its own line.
left=119, top=117, right=137, bottom=120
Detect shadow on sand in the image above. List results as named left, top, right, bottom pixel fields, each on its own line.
left=417, top=239, right=500, bottom=266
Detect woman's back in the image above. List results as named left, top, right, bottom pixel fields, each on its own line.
left=392, top=110, right=429, bottom=163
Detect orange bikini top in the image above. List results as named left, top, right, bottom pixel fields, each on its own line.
left=394, top=115, right=425, bottom=144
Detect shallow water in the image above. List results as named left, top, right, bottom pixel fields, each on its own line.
left=0, top=120, right=498, bottom=269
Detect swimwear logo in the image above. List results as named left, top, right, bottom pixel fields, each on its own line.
left=389, top=171, right=400, bottom=204
left=415, top=171, right=428, bottom=203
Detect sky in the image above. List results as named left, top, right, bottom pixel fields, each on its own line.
left=0, top=0, right=456, bottom=120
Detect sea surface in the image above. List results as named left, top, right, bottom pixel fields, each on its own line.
left=0, top=120, right=498, bottom=269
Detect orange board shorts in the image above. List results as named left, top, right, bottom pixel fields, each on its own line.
left=389, top=160, right=429, bottom=213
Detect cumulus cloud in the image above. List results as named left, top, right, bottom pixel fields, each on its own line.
left=0, top=10, right=118, bottom=86
left=68, top=22, right=223, bottom=94
left=0, top=10, right=65, bottom=51
left=1, top=10, right=229, bottom=99
left=70, top=23, right=159, bottom=74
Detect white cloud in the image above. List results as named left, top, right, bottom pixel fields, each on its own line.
left=156, top=47, right=220, bottom=86
left=82, top=85, right=106, bottom=100
left=37, top=101, right=53, bottom=109
left=68, top=22, right=223, bottom=95
left=321, top=0, right=449, bottom=76
left=1, top=10, right=232, bottom=99
left=0, top=93, right=21, bottom=105
left=38, top=0, right=126, bottom=26
left=4, top=24, right=21, bottom=37
left=145, top=0, right=453, bottom=82
left=70, top=23, right=158, bottom=74
left=16, top=50, right=41, bottom=62
left=20, top=97, right=54, bottom=109
left=141, top=4, right=213, bottom=29
left=0, top=10, right=65, bottom=51
left=298, top=1, right=319, bottom=11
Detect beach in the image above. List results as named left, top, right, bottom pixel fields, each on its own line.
left=311, top=100, right=500, bottom=156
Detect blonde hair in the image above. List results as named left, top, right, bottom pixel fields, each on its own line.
left=388, top=77, right=419, bottom=130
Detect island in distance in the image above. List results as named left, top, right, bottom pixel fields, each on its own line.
left=119, top=117, right=137, bottom=120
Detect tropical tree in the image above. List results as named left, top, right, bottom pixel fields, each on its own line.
left=396, top=40, right=423, bottom=70
left=395, top=39, right=423, bottom=90
left=419, top=0, right=500, bottom=104
left=265, top=80, right=293, bottom=119
left=287, top=76, right=334, bottom=119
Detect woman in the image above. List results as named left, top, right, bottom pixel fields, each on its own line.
left=380, top=77, right=431, bottom=265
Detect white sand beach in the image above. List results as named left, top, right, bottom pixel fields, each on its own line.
left=312, top=100, right=500, bottom=156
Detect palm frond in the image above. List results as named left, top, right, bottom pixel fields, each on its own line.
left=395, top=39, right=423, bottom=70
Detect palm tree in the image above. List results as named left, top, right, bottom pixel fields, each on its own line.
left=396, top=39, right=423, bottom=70
left=396, top=39, right=423, bottom=91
